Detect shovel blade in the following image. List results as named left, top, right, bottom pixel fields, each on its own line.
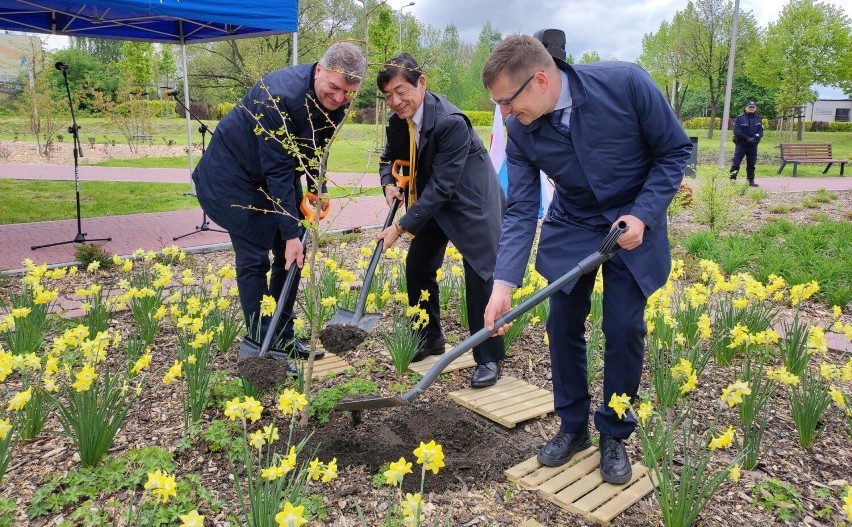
left=326, top=310, right=382, bottom=332
left=334, top=394, right=411, bottom=411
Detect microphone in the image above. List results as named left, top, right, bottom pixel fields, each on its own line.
left=165, top=90, right=180, bottom=97
left=55, top=61, right=68, bottom=71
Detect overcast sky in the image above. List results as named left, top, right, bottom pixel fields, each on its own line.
left=389, top=0, right=851, bottom=98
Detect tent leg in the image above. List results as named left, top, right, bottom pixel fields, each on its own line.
left=181, top=41, right=195, bottom=193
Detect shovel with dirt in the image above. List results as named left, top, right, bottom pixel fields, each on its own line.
left=236, top=196, right=329, bottom=389
left=333, top=221, right=627, bottom=416
left=319, top=160, right=410, bottom=354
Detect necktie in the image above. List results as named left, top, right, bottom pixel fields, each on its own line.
left=407, top=118, right=418, bottom=207
left=550, top=108, right=570, bottom=136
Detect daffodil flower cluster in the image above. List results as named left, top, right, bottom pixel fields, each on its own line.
left=767, top=366, right=800, bottom=386
left=671, top=358, right=698, bottom=395
left=413, top=439, right=445, bottom=475
left=224, top=396, right=264, bottom=422
left=720, top=380, right=752, bottom=408
left=144, top=469, right=177, bottom=504
left=608, top=392, right=631, bottom=419
left=708, top=425, right=736, bottom=450
left=306, top=457, right=338, bottom=483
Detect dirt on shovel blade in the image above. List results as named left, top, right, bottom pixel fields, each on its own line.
left=237, top=357, right=293, bottom=390
left=319, top=324, right=368, bottom=354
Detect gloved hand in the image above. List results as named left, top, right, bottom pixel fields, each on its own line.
left=753, top=134, right=761, bottom=143
left=746, top=137, right=755, bottom=143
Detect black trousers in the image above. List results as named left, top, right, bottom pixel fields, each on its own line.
left=230, top=227, right=303, bottom=344
left=405, top=218, right=505, bottom=364
left=730, top=142, right=758, bottom=181
left=547, top=253, right=647, bottom=439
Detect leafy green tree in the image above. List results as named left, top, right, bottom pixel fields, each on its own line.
left=69, top=37, right=123, bottom=64
left=746, top=0, right=851, bottom=127
left=678, top=0, right=759, bottom=138
left=639, top=16, right=693, bottom=119
left=50, top=47, right=120, bottom=113
left=156, top=44, right=178, bottom=93
left=462, top=21, right=502, bottom=110
left=578, top=50, right=602, bottom=63
left=117, top=42, right=154, bottom=93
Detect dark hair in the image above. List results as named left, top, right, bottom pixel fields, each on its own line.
left=376, top=53, right=423, bottom=92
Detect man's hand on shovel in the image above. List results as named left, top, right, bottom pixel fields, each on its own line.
left=283, top=236, right=304, bottom=270
left=484, top=282, right=514, bottom=336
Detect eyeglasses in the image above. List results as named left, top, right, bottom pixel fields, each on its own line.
left=490, top=73, right=536, bottom=109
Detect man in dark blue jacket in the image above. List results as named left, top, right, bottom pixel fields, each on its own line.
left=374, top=53, right=506, bottom=388
left=193, top=42, right=366, bottom=360
left=482, top=35, right=690, bottom=484
left=730, top=101, right=764, bottom=187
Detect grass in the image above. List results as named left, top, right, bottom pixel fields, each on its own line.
left=683, top=219, right=852, bottom=307
left=92, top=156, right=199, bottom=169
left=0, top=179, right=380, bottom=224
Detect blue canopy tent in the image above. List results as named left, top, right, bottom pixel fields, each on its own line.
left=0, top=0, right=299, bottom=173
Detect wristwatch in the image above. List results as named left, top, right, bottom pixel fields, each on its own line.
left=394, top=222, right=405, bottom=235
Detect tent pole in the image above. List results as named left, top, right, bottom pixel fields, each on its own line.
left=292, top=32, right=298, bottom=66
left=181, top=35, right=195, bottom=191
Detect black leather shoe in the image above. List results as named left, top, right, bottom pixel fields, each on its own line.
left=537, top=429, right=592, bottom=467
left=273, top=340, right=325, bottom=360
left=470, top=361, right=501, bottom=388
left=411, top=336, right=446, bottom=362
left=748, top=181, right=759, bottom=187
left=599, top=434, right=632, bottom=484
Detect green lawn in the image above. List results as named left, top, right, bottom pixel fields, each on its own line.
left=0, top=179, right=380, bottom=224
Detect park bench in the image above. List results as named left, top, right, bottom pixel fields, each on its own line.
left=777, top=143, right=847, bottom=177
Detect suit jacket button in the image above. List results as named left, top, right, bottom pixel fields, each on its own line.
left=414, top=211, right=421, bottom=217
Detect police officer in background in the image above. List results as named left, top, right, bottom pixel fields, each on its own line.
left=730, top=101, right=764, bottom=187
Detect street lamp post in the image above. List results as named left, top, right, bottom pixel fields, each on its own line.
left=398, top=2, right=415, bottom=52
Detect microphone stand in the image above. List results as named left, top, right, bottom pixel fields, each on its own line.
left=32, top=65, right=111, bottom=250
left=170, top=92, right=227, bottom=240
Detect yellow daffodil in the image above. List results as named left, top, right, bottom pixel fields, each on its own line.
left=720, top=381, right=752, bottom=408
left=275, top=502, right=307, bottom=527
left=767, top=366, right=800, bottom=386
left=697, top=314, right=712, bottom=340
left=842, top=486, right=852, bottom=521
left=708, top=425, right=735, bottom=450
left=322, top=457, right=338, bottom=483
left=179, top=510, right=205, bottom=527
left=307, top=458, right=324, bottom=481
left=249, top=430, right=266, bottom=449
left=829, top=386, right=847, bottom=409
left=413, top=440, right=445, bottom=475
left=728, top=463, right=741, bottom=483
left=87, top=260, right=100, bottom=272
left=163, top=360, right=183, bottom=385
left=320, top=296, right=337, bottom=307
left=260, top=295, right=276, bottom=317
left=400, top=492, right=424, bottom=524
left=0, top=418, right=12, bottom=439
left=608, top=392, right=631, bottom=419
left=637, top=401, right=654, bottom=426
left=72, top=364, right=98, bottom=392
left=144, top=469, right=177, bottom=504
left=789, top=280, right=819, bottom=306
left=278, top=388, right=308, bottom=416
left=384, top=457, right=413, bottom=486
left=7, top=387, right=32, bottom=412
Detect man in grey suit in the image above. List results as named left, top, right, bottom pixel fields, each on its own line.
left=482, top=35, right=690, bottom=483
left=374, top=53, right=506, bottom=388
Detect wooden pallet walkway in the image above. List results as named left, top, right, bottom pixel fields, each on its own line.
left=519, top=520, right=546, bottom=527
left=304, top=351, right=353, bottom=378
left=506, top=447, right=655, bottom=526
left=447, top=376, right=554, bottom=428
left=381, top=344, right=477, bottom=375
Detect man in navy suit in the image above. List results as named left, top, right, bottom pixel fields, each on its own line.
left=193, top=42, right=366, bottom=361
left=374, top=53, right=506, bottom=388
left=482, top=35, right=690, bottom=483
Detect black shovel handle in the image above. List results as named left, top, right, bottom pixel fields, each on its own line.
left=400, top=221, right=627, bottom=404
left=351, top=198, right=401, bottom=321
left=258, top=230, right=309, bottom=358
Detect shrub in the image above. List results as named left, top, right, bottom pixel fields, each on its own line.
left=74, top=243, right=116, bottom=270
left=215, top=102, right=236, bottom=120
left=463, top=110, right=492, bottom=127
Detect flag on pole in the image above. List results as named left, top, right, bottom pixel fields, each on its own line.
left=488, top=104, right=554, bottom=218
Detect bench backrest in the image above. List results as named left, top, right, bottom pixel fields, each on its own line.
left=780, top=143, right=833, bottom=160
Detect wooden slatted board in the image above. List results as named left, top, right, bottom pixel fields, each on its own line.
left=304, top=351, right=352, bottom=378
left=382, top=344, right=477, bottom=375
left=519, top=520, right=546, bottom=527
left=447, top=376, right=554, bottom=428
left=505, top=448, right=655, bottom=526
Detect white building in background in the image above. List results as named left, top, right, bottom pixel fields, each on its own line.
left=804, top=99, right=852, bottom=123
